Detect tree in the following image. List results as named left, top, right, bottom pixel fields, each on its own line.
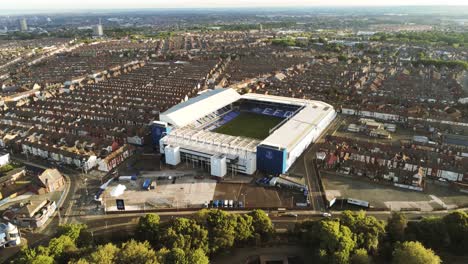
left=442, top=211, right=468, bottom=254
left=13, top=246, right=38, bottom=264
left=405, top=217, right=448, bottom=250
left=57, top=223, right=90, bottom=247
left=392, top=241, right=441, bottom=264
left=312, top=219, right=356, bottom=264
left=12, top=247, right=53, bottom=264
left=186, top=248, right=209, bottom=264
left=196, top=209, right=237, bottom=252
left=156, top=248, right=208, bottom=264
left=116, top=240, right=158, bottom=264
left=70, top=259, right=90, bottom=264
left=165, top=248, right=187, bottom=264
left=58, top=223, right=87, bottom=242
left=351, top=248, right=372, bottom=264
left=234, top=214, right=254, bottom=242
left=248, top=209, right=274, bottom=240
left=88, top=243, right=119, bottom=264
left=340, top=211, right=385, bottom=253
left=136, top=213, right=161, bottom=245
left=47, top=235, right=77, bottom=258
left=30, top=255, right=54, bottom=264
left=386, top=212, right=407, bottom=243
left=160, top=218, right=209, bottom=253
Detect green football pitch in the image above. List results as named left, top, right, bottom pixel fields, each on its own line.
left=213, top=112, right=284, bottom=140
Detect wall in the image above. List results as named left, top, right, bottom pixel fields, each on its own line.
left=257, top=145, right=287, bottom=175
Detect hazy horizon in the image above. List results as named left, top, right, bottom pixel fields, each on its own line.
left=1, top=0, right=468, bottom=13
left=1, top=4, right=468, bottom=16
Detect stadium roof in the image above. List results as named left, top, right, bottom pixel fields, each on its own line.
left=160, top=88, right=241, bottom=128
left=243, top=93, right=335, bottom=152
left=241, top=93, right=310, bottom=107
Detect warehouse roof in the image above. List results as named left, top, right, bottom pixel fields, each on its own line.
left=160, top=88, right=241, bottom=128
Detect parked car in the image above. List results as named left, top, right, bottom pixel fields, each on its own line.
left=238, top=201, right=244, bottom=208
left=223, top=200, right=229, bottom=207
left=213, top=200, right=219, bottom=208
left=284, top=213, right=298, bottom=217
left=229, top=200, right=234, bottom=207
left=338, top=167, right=351, bottom=175
left=322, top=212, right=332, bottom=217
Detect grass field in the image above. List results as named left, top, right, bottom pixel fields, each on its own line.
left=214, top=112, right=284, bottom=139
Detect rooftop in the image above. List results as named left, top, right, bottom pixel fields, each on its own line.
left=160, top=88, right=241, bottom=128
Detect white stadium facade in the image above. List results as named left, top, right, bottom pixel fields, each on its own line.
left=151, top=88, right=336, bottom=177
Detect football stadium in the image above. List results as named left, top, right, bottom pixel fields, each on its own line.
left=152, top=88, right=336, bottom=177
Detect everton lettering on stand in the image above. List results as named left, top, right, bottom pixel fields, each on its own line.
left=251, top=107, right=294, bottom=118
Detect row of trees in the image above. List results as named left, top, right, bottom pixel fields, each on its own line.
left=297, top=210, right=468, bottom=264
left=13, top=210, right=467, bottom=264
left=135, top=209, right=273, bottom=256
left=412, top=59, right=468, bottom=70
left=13, top=209, right=273, bottom=264
left=370, top=31, right=468, bottom=47
left=271, top=38, right=307, bottom=47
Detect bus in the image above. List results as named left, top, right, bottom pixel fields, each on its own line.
left=347, top=198, right=370, bottom=208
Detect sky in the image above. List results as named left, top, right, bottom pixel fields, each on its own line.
left=1, top=0, right=467, bottom=11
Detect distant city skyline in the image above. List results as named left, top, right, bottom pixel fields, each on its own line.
left=1, top=0, right=468, bottom=11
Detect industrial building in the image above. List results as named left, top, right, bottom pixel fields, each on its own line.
left=153, top=88, right=336, bottom=177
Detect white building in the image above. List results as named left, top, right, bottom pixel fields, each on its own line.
left=93, top=19, right=104, bottom=37
left=0, top=222, right=21, bottom=247
left=19, top=18, right=28, bottom=32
